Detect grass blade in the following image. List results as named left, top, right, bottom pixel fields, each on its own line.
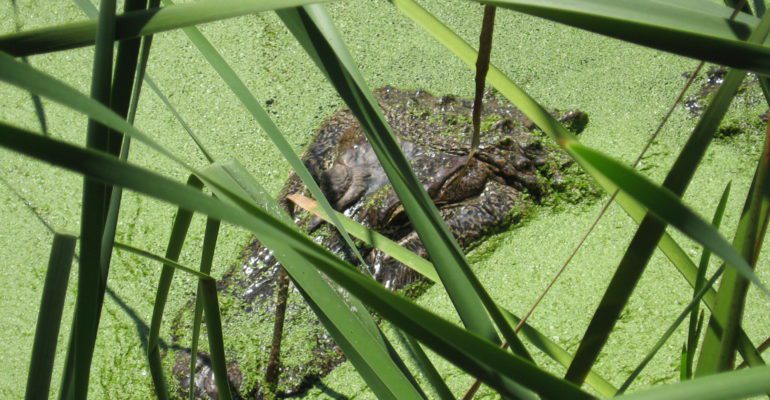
left=0, top=124, right=594, bottom=399
left=278, top=4, right=500, bottom=341
left=616, top=365, right=770, bottom=400
left=290, top=194, right=618, bottom=397
left=474, top=0, right=770, bottom=76
left=567, top=143, right=764, bottom=292
left=25, top=233, right=76, bottom=400
left=564, top=11, right=770, bottom=384
left=159, top=0, right=371, bottom=281
left=112, top=240, right=230, bottom=399
left=395, top=330, right=456, bottom=400
left=391, top=0, right=769, bottom=385
left=697, top=122, right=770, bottom=374
left=70, top=1, right=116, bottom=397
left=0, top=51, right=422, bottom=398
left=0, top=0, right=332, bottom=57
left=146, top=175, right=202, bottom=400
left=73, top=0, right=215, bottom=163
left=617, top=267, right=724, bottom=393
left=113, top=241, right=212, bottom=282
left=277, top=12, right=537, bottom=389
left=288, top=194, right=440, bottom=283
left=684, top=183, right=731, bottom=380
left=9, top=0, right=48, bottom=136
left=620, top=189, right=764, bottom=369
left=197, top=280, right=231, bottom=400
left=203, top=160, right=428, bottom=400
left=188, top=218, right=225, bottom=399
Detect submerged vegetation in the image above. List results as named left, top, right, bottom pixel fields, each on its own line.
left=1, top=0, right=770, bottom=399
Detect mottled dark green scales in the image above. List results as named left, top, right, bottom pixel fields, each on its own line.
left=169, top=87, right=591, bottom=399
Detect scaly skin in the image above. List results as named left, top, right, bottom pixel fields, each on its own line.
left=169, top=87, right=588, bottom=399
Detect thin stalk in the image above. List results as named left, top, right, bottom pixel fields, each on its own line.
left=70, top=1, right=116, bottom=398
left=469, top=5, right=496, bottom=159
left=263, top=267, right=290, bottom=397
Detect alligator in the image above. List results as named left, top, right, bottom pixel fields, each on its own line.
left=168, top=86, right=592, bottom=399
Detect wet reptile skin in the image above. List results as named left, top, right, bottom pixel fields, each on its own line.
left=169, top=87, right=588, bottom=399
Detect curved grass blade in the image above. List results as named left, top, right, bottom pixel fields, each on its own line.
left=203, top=160, right=428, bottom=400
left=395, top=331, right=456, bottom=400
left=0, top=123, right=593, bottom=400
left=146, top=175, right=202, bottom=400
left=619, top=188, right=764, bottom=369
left=25, top=233, right=76, bottom=400
left=617, top=267, right=725, bottom=393
left=73, top=0, right=215, bottom=164
left=567, top=143, right=764, bottom=292
left=113, top=239, right=231, bottom=399
left=0, top=0, right=331, bottom=57
left=684, top=183, right=731, bottom=380
left=277, top=5, right=500, bottom=341
left=616, top=365, right=770, bottom=400
left=0, top=49, right=513, bottom=397
left=277, top=11, right=537, bottom=387
left=291, top=249, right=588, bottom=400
left=473, top=0, right=770, bottom=76
left=290, top=194, right=618, bottom=397
left=0, top=52, right=424, bottom=398
left=697, top=122, right=770, bottom=375
left=188, top=218, right=223, bottom=400
left=391, top=0, right=769, bottom=384
left=563, top=10, right=770, bottom=383
left=287, top=194, right=440, bottom=283
left=158, top=0, right=371, bottom=280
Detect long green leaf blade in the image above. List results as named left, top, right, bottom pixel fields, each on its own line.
left=0, top=50, right=423, bottom=398
left=564, top=10, right=770, bottom=384
left=204, top=160, right=427, bottom=400
left=0, top=0, right=331, bottom=57
left=697, top=124, right=770, bottom=374
left=616, top=365, right=770, bottom=400
left=475, top=0, right=770, bottom=76
left=390, top=0, right=768, bottom=385
left=618, top=267, right=725, bottom=393
left=685, top=183, right=731, bottom=380
left=277, top=12, right=535, bottom=388
left=70, top=1, right=116, bottom=397
left=0, top=122, right=591, bottom=400
left=159, top=0, right=371, bottom=285
left=188, top=217, right=221, bottom=400
left=567, top=143, right=764, bottom=292
left=146, top=175, right=202, bottom=400
left=290, top=194, right=618, bottom=397
left=25, top=233, right=76, bottom=400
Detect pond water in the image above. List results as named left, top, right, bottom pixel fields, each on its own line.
left=0, top=1, right=768, bottom=398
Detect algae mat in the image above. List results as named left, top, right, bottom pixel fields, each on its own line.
left=0, top=0, right=769, bottom=398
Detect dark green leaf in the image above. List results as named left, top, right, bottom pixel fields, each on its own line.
left=0, top=0, right=332, bottom=57
left=25, top=234, right=76, bottom=400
